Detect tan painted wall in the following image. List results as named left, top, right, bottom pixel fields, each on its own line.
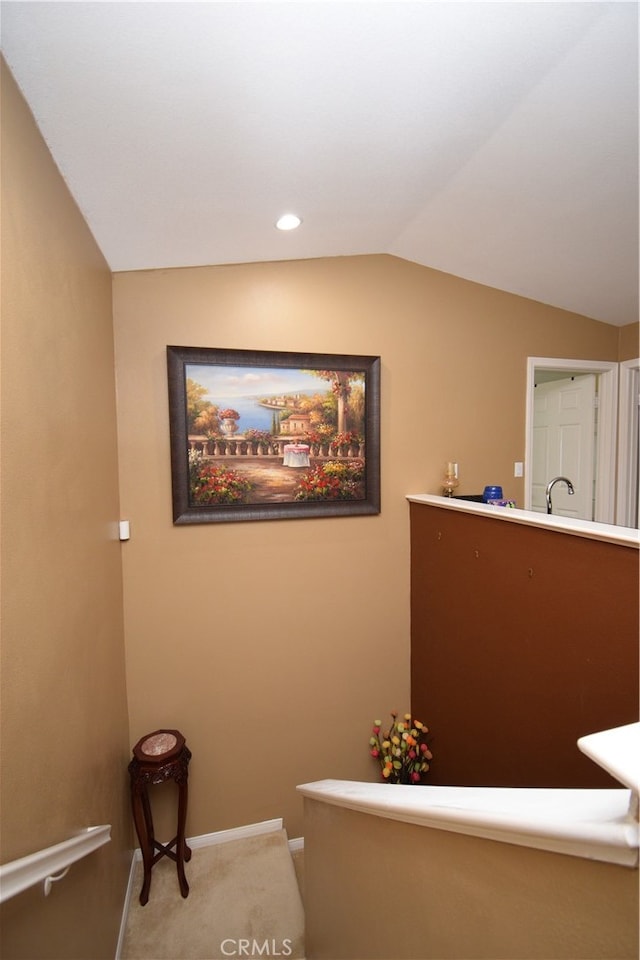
left=619, top=321, right=639, bottom=360
left=112, top=255, right=618, bottom=840
left=0, top=61, right=130, bottom=959
left=303, top=799, right=639, bottom=959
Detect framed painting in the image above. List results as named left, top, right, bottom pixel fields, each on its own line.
left=167, top=346, right=381, bottom=524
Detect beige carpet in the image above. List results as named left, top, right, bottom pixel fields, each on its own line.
left=121, top=829, right=305, bottom=960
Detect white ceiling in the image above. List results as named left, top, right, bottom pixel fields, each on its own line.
left=1, top=1, right=638, bottom=326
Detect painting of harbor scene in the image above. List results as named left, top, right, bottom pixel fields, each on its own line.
left=167, top=346, right=380, bottom=523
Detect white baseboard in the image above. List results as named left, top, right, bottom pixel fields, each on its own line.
left=115, top=819, right=300, bottom=959
left=187, top=817, right=284, bottom=851
left=115, top=850, right=139, bottom=960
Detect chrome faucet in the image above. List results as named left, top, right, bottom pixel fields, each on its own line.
left=545, top=476, right=575, bottom=514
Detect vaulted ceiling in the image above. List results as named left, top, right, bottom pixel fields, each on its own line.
left=2, top=1, right=637, bottom=326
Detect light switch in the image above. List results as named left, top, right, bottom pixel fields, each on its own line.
left=514, top=462, right=524, bottom=478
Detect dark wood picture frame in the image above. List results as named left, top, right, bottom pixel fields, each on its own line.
left=167, top=345, right=381, bottom=524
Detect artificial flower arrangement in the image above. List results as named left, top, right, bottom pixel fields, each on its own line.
left=369, top=711, right=433, bottom=784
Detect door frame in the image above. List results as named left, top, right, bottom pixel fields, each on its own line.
left=616, top=358, right=639, bottom=527
left=525, top=357, right=618, bottom=523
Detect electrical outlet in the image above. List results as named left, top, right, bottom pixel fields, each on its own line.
left=514, top=462, right=524, bottom=478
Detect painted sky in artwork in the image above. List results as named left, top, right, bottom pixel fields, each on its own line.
left=186, top=364, right=334, bottom=400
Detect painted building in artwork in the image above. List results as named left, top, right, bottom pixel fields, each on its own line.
left=280, top=413, right=311, bottom=435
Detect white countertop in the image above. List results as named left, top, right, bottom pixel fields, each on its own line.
left=407, top=494, right=640, bottom=548
left=578, top=723, right=640, bottom=795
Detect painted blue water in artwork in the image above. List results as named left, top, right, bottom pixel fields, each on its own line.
left=226, top=396, right=276, bottom=432
left=187, top=363, right=329, bottom=434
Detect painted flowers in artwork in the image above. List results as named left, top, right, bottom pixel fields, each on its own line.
left=293, top=459, right=364, bottom=501
left=332, top=431, right=361, bottom=451
left=369, top=712, right=433, bottom=784
left=188, top=449, right=252, bottom=505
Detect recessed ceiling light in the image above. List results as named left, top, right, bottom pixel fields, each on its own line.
left=276, top=213, right=302, bottom=231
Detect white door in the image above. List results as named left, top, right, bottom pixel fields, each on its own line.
left=531, top=374, right=596, bottom=518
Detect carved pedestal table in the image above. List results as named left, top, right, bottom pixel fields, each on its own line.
left=128, top=729, right=192, bottom=905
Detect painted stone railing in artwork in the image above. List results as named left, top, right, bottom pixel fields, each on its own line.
left=188, top=436, right=364, bottom=459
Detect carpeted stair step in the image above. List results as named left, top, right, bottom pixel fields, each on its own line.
left=121, top=828, right=305, bottom=959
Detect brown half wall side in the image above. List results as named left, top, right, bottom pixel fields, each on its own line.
left=410, top=502, right=639, bottom=788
